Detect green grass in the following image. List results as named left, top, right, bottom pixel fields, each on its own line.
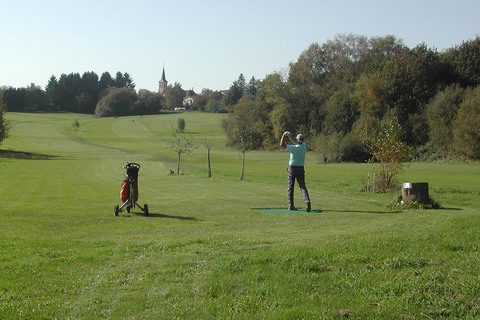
left=1, top=112, right=480, bottom=319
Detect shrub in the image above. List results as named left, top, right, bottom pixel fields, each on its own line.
left=311, top=131, right=368, bottom=163
left=177, top=118, right=186, bottom=133
left=388, top=194, right=442, bottom=210
left=72, top=119, right=80, bottom=131
left=359, top=110, right=411, bottom=192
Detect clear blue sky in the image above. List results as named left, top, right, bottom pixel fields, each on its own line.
left=1, top=0, right=479, bottom=92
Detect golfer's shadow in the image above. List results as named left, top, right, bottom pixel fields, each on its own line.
left=135, top=212, right=199, bottom=221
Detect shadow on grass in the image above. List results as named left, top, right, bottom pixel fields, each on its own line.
left=324, top=209, right=401, bottom=214
left=324, top=207, right=463, bottom=214
left=255, top=207, right=399, bottom=214
left=0, top=149, right=57, bottom=160
left=134, top=212, right=199, bottom=221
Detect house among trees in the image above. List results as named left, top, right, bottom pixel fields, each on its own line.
left=183, top=96, right=194, bottom=107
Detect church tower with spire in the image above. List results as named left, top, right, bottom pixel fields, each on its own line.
left=158, top=66, right=168, bottom=94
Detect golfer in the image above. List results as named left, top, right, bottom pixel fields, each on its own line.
left=280, top=131, right=311, bottom=211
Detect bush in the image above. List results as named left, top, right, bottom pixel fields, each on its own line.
left=177, top=118, right=186, bottom=133
left=387, top=194, right=442, bottom=210
left=359, top=110, right=411, bottom=192
left=72, top=119, right=80, bottom=131
left=311, top=131, right=369, bottom=163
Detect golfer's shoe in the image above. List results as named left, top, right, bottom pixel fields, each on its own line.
left=306, top=202, right=311, bottom=212
left=288, top=206, right=297, bottom=211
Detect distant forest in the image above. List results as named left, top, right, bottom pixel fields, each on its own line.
left=1, top=34, right=480, bottom=160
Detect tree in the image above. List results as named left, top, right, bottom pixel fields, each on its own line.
left=114, top=72, right=135, bottom=89
left=25, top=83, right=47, bottom=112
left=2, top=87, right=27, bottom=112
left=224, top=74, right=246, bottom=107
left=45, top=75, right=61, bottom=111
left=353, top=73, right=387, bottom=117
left=0, top=92, right=10, bottom=145
left=199, top=89, right=224, bottom=112
left=95, top=87, right=137, bottom=117
left=123, top=73, right=135, bottom=88
left=246, top=76, right=257, bottom=96
left=323, top=89, right=356, bottom=134
left=169, top=132, right=197, bottom=174
left=78, top=71, right=100, bottom=114
left=56, top=73, right=81, bottom=112
left=425, top=84, right=465, bottom=156
left=135, top=89, right=164, bottom=115
left=441, top=36, right=480, bottom=87
left=374, top=45, right=443, bottom=140
left=452, top=85, right=480, bottom=159
left=99, top=72, right=114, bottom=93
left=164, top=82, right=185, bottom=109
left=222, top=97, right=263, bottom=180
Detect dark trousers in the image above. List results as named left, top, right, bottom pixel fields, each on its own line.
left=287, top=166, right=310, bottom=208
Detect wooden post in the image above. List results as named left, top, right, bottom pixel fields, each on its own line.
left=207, top=147, right=211, bottom=178
left=402, top=182, right=429, bottom=204
left=366, top=172, right=370, bottom=192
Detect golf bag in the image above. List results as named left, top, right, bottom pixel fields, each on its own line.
left=120, top=166, right=139, bottom=202
left=114, top=163, right=148, bottom=216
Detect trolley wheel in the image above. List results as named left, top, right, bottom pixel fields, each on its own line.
left=144, top=204, right=149, bottom=215
left=126, top=206, right=131, bottom=213
left=114, top=204, right=119, bottom=216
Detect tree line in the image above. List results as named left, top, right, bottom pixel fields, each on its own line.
left=2, top=34, right=480, bottom=161
left=2, top=72, right=137, bottom=113
left=223, top=34, right=480, bottom=162
left=0, top=70, right=258, bottom=116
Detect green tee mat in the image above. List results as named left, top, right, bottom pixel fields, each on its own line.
left=255, top=208, right=321, bottom=214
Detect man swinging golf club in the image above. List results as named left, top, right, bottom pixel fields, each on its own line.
left=280, top=131, right=311, bottom=212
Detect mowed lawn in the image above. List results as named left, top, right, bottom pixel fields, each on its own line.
left=1, top=112, right=480, bottom=319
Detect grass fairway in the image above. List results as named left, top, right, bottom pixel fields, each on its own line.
left=1, top=112, right=480, bottom=319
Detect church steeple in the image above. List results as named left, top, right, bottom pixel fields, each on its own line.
left=158, top=66, right=168, bottom=94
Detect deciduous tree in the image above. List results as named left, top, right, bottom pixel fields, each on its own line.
left=222, top=97, right=263, bottom=180
left=169, top=132, right=197, bottom=174
left=135, top=89, right=163, bottom=115
left=95, top=87, right=137, bottom=117
left=425, top=84, right=465, bottom=155
left=164, top=82, right=185, bottom=109
left=441, top=36, right=480, bottom=87
left=452, top=85, right=480, bottom=159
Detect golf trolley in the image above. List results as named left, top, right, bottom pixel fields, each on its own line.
left=114, top=163, right=149, bottom=216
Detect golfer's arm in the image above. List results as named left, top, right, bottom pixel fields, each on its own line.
left=280, top=134, right=286, bottom=146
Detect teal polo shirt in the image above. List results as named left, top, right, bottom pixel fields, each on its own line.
left=286, top=143, right=307, bottom=166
